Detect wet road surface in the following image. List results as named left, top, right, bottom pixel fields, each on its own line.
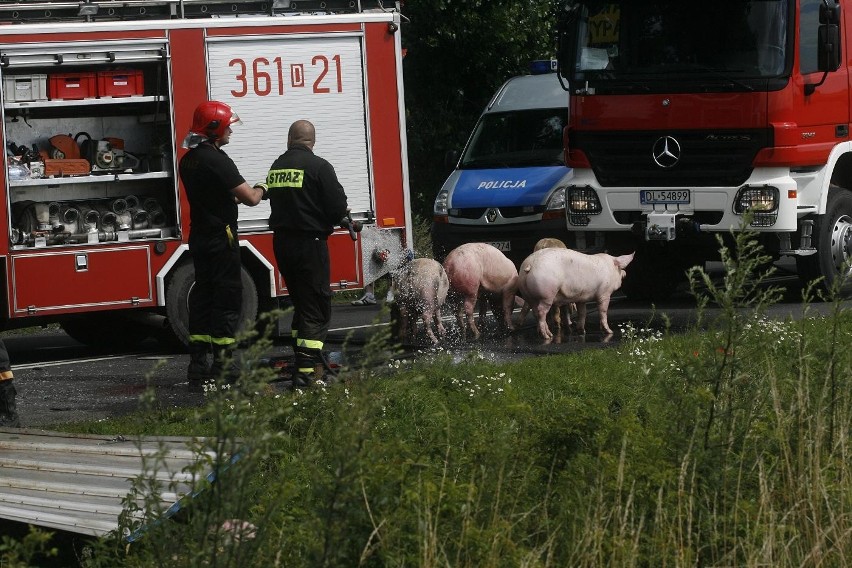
left=6, top=265, right=846, bottom=429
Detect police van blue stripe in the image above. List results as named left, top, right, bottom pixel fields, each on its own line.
left=450, top=166, right=570, bottom=209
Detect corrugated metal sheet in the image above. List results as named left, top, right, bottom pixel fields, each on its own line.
left=0, top=427, right=219, bottom=538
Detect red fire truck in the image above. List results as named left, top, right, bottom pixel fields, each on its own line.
left=0, top=0, right=411, bottom=346
left=556, top=0, right=852, bottom=299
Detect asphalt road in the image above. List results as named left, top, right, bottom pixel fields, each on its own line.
left=6, top=263, right=848, bottom=429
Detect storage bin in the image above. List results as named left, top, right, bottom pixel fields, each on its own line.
left=49, top=72, right=97, bottom=100
left=4, top=74, right=48, bottom=102
left=97, top=69, right=144, bottom=98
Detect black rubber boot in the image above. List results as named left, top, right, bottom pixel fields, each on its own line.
left=187, top=342, right=212, bottom=386
left=211, top=345, right=241, bottom=385
left=313, top=364, right=337, bottom=386
left=0, top=379, right=20, bottom=428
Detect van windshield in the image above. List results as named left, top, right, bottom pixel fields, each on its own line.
left=460, top=109, right=568, bottom=169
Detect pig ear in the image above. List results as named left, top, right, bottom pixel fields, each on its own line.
left=613, top=252, right=635, bottom=269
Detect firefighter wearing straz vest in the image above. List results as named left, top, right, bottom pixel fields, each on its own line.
left=260, top=120, right=349, bottom=386
left=179, top=101, right=266, bottom=387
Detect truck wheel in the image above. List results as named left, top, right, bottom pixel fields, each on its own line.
left=163, top=262, right=259, bottom=349
left=60, top=313, right=153, bottom=350
left=796, top=188, right=852, bottom=294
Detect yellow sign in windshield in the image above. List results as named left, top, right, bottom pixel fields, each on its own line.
left=588, top=4, right=620, bottom=45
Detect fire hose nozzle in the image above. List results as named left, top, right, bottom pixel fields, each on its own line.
left=340, top=216, right=363, bottom=241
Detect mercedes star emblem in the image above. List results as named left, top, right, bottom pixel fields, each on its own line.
left=652, top=136, right=681, bottom=168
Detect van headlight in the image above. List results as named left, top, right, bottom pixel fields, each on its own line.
left=433, top=188, right=450, bottom=215
left=545, top=187, right=566, bottom=210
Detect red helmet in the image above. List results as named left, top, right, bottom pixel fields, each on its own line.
left=190, top=101, right=241, bottom=139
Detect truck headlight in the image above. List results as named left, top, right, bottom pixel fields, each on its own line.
left=567, top=186, right=602, bottom=214
left=433, top=188, right=449, bottom=215
left=734, top=185, right=778, bottom=227
left=567, top=186, right=602, bottom=227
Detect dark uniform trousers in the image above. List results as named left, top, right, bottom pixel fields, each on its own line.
left=273, top=231, right=331, bottom=374
left=189, top=228, right=242, bottom=347
left=0, top=338, right=18, bottom=427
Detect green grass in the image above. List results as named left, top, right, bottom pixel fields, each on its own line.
left=35, top=309, right=852, bottom=567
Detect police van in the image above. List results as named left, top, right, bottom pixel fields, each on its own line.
left=431, top=62, right=574, bottom=267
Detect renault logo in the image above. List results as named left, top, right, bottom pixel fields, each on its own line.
left=652, top=136, right=681, bottom=169
left=485, top=208, right=498, bottom=223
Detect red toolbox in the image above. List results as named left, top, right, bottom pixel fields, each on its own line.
left=97, top=69, right=144, bottom=98
left=49, top=72, right=96, bottom=100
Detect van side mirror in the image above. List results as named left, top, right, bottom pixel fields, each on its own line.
left=818, top=1, right=841, bottom=72
left=444, top=149, right=460, bottom=171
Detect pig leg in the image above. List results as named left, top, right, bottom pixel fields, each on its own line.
left=516, top=297, right=530, bottom=327
left=597, top=295, right=614, bottom=335
left=480, top=295, right=493, bottom=329
left=398, top=305, right=411, bottom=344
left=533, top=301, right=553, bottom=340
left=433, top=305, right=447, bottom=339
left=464, top=297, right=481, bottom=339
left=559, top=303, right=573, bottom=330
left=501, top=290, right=516, bottom=332
left=574, top=303, right=588, bottom=334
left=553, top=305, right=562, bottom=332
left=420, top=308, right=439, bottom=345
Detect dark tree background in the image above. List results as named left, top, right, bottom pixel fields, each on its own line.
left=400, top=1, right=561, bottom=220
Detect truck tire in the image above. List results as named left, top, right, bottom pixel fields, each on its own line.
left=163, top=261, right=259, bottom=349
left=60, top=313, right=153, bottom=350
left=796, top=188, right=852, bottom=294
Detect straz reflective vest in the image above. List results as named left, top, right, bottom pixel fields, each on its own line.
left=266, top=144, right=349, bottom=237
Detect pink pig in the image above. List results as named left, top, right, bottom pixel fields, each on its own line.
left=443, top=242, right=518, bottom=339
left=517, top=237, right=576, bottom=330
left=392, top=258, right=449, bottom=345
left=517, top=248, right=634, bottom=339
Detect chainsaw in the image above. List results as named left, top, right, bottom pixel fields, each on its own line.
left=76, top=133, right=141, bottom=173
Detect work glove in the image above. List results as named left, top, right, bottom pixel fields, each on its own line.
left=254, top=182, right=269, bottom=200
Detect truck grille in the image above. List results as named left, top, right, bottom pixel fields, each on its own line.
left=573, top=129, right=772, bottom=188
left=449, top=206, right=545, bottom=220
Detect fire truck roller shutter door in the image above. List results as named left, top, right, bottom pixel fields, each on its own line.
left=206, top=35, right=372, bottom=230
left=164, top=261, right=259, bottom=348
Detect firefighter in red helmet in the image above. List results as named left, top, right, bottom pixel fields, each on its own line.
left=179, top=100, right=267, bottom=389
